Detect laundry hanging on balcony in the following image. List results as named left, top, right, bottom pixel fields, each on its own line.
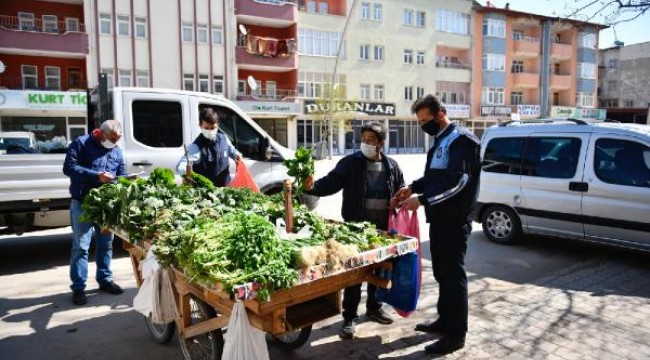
left=244, top=34, right=296, bottom=58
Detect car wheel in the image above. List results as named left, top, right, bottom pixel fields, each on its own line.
left=481, top=205, right=522, bottom=244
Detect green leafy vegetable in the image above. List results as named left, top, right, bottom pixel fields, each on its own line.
left=283, top=147, right=314, bottom=195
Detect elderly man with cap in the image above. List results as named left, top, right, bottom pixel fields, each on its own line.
left=303, top=121, right=405, bottom=340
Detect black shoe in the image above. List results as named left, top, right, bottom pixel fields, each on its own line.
left=339, top=319, right=356, bottom=340
left=424, top=336, right=465, bottom=355
left=415, top=320, right=444, bottom=334
left=99, top=281, right=123, bottom=295
left=72, top=290, right=87, bottom=305
left=366, top=308, right=393, bottom=325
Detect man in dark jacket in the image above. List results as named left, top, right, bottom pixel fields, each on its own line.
left=393, top=95, right=480, bottom=355
left=63, top=120, right=128, bottom=305
left=177, top=107, right=241, bottom=186
left=303, top=121, right=405, bottom=340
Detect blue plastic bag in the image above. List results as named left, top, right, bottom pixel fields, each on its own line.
left=376, top=251, right=420, bottom=316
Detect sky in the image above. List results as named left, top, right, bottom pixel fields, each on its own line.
left=481, top=0, right=650, bottom=48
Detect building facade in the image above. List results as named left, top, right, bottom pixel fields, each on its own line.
left=598, top=41, right=650, bottom=124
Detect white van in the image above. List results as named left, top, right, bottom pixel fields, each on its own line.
left=475, top=119, right=650, bottom=251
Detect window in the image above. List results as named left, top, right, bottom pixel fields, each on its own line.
left=511, top=92, right=523, bottom=105
left=511, top=60, right=524, bottom=73
left=68, top=68, right=83, bottom=88
left=482, top=18, right=506, bottom=38
left=184, top=74, right=195, bottom=91
left=359, top=44, right=370, bottom=60
left=132, top=100, right=183, bottom=148
left=577, top=63, right=596, bottom=79
left=18, top=12, right=35, bottom=31
left=298, top=29, right=342, bottom=56
left=416, top=51, right=425, bottom=65
left=416, top=86, right=425, bottom=99
left=21, top=65, right=38, bottom=89
left=319, top=2, right=328, bottom=14
left=361, top=3, right=371, bottom=19
left=522, top=137, right=582, bottom=178
left=594, top=138, right=650, bottom=188
left=404, top=86, right=413, bottom=101
left=608, top=58, right=618, bottom=69
left=136, top=70, right=149, bottom=87
left=42, top=15, right=58, bottom=33
left=624, top=100, right=634, bottom=108
left=117, top=15, right=130, bottom=36
left=212, top=25, right=223, bottom=44
left=213, top=75, right=224, bottom=94
left=100, top=13, right=112, bottom=34
left=436, top=9, right=470, bottom=34
left=252, top=80, right=262, bottom=96
left=482, top=137, right=526, bottom=174
left=134, top=17, right=147, bottom=38
left=101, top=68, right=114, bottom=88
left=402, top=9, right=414, bottom=25
left=512, top=29, right=524, bottom=40
left=607, top=80, right=617, bottom=92
left=197, top=24, right=208, bottom=44
left=374, top=4, right=383, bottom=21
left=576, top=92, right=594, bottom=107
left=212, top=106, right=263, bottom=159
left=403, top=49, right=413, bottom=64
left=182, top=22, right=193, bottom=42
left=360, top=84, right=371, bottom=100
left=578, top=32, right=597, bottom=49
left=266, top=81, right=276, bottom=98
left=199, top=74, right=209, bottom=92
left=374, top=45, right=384, bottom=61
left=482, top=87, right=505, bottom=104
left=238, top=80, right=246, bottom=95
left=601, top=99, right=618, bottom=107
left=483, top=54, right=505, bottom=71
left=374, top=84, right=384, bottom=100
left=307, top=0, right=316, bottom=13
left=416, top=11, right=426, bottom=27
left=66, top=17, right=79, bottom=32
left=298, top=71, right=346, bottom=98
left=119, top=70, right=131, bottom=86
left=45, top=67, right=60, bottom=90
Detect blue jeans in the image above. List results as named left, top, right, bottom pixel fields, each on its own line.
left=69, top=199, right=114, bottom=291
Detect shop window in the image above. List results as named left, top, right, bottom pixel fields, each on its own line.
left=22, top=65, right=38, bottom=89
left=131, top=100, right=183, bottom=148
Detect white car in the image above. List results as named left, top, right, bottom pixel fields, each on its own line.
left=0, top=131, right=37, bottom=154
left=475, top=119, right=650, bottom=251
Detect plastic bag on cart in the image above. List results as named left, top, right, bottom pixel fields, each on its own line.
left=228, top=161, right=260, bottom=193
left=133, top=247, right=160, bottom=316
left=151, top=268, right=179, bottom=324
left=376, top=251, right=420, bottom=316
left=222, top=302, right=270, bottom=360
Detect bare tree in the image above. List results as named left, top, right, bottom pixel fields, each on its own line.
left=564, top=0, right=650, bottom=24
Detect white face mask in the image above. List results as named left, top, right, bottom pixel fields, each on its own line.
left=201, top=128, right=217, bottom=141
left=101, top=139, right=117, bottom=149
left=360, top=142, right=378, bottom=159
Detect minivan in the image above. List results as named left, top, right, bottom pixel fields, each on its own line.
left=475, top=119, right=650, bottom=251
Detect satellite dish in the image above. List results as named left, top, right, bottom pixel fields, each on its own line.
left=238, top=24, right=248, bottom=35
left=247, top=75, right=258, bottom=91
left=0, top=61, right=5, bottom=74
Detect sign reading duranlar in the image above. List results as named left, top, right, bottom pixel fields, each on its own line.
left=304, top=100, right=396, bottom=116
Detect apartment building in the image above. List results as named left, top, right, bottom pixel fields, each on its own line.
left=470, top=5, right=607, bottom=136
left=599, top=41, right=650, bottom=124
left=297, top=0, right=474, bottom=154
left=0, top=0, right=89, bottom=143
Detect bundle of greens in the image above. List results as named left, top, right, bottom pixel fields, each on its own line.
left=283, top=147, right=314, bottom=195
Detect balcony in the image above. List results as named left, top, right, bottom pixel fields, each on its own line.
left=0, top=16, right=87, bottom=56
left=236, top=86, right=298, bottom=101
left=511, top=72, right=540, bottom=89
left=550, top=74, right=572, bottom=90
left=512, top=37, right=540, bottom=57
left=551, top=42, right=573, bottom=60
left=0, top=77, right=88, bottom=91
left=235, top=0, right=297, bottom=26
left=235, top=47, right=297, bottom=71
left=435, top=61, right=471, bottom=83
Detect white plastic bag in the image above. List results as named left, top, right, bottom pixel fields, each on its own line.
left=151, top=268, right=178, bottom=324
left=133, top=247, right=160, bottom=316
left=222, top=302, right=270, bottom=360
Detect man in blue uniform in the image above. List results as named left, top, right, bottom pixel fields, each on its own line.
left=393, top=95, right=481, bottom=355
left=177, top=108, right=241, bottom=186
left=303, top=122, right=405, bottom=340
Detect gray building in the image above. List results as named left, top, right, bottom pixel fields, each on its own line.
left=599, top=41, right=650, bottom=114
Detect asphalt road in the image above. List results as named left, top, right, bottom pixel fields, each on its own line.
left=0, top=154, right=644, bottom=360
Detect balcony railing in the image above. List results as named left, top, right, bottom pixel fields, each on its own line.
left=236, top=86, right=298, bottom=101
left=435, top=61, right=471, bottom=70
left=0, top=77, right=88, bottom=91
left=512, top=35, right=540, bottom=42
left=0, top=15, right=86, bottom=34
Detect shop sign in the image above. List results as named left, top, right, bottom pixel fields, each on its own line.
left=517, top=105, right=541, bottom=119
left=550, top=106, right=575, bottom=118
left=235, top=101, right=301, bottom=115
left=575, top=108, right=607, bottom=120
left=481, top=105, right=511, bottom=117
left=444, top=104, right=471, bottom=119
left=304, top=100, right=396, bottom=116
left=0, top=90, right=87, bottom=111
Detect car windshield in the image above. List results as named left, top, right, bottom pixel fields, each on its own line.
left=0, top=138, right=31, bottom=151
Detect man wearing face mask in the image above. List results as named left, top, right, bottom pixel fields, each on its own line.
left=177, top=107, right=242, bottom=186
left=303, top=121, right=405, bottom=340
left=391, top=95, right=480, bottom=355
left=63, top=119, right=127, bottom=305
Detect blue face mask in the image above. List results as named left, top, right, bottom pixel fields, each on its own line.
left=421, top=120, right=440, bottom=136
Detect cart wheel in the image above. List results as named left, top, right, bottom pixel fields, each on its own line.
left=144, top=314, right=176, bottom=344
left=271, top=325, right=312, bottom=349
left=179, top=295, right=225, bottom=360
